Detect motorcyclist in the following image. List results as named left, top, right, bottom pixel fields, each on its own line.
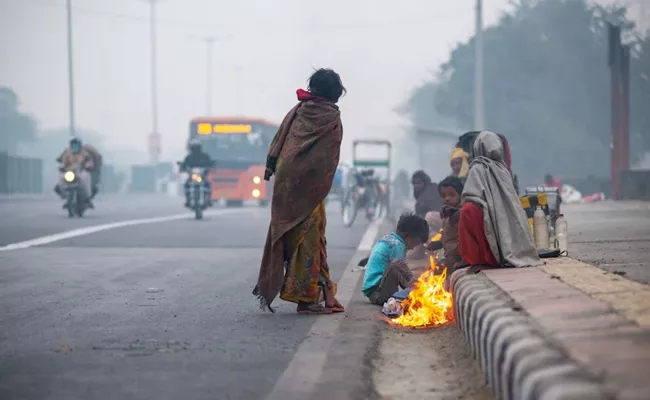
left=55, top=137, right=94, bottom=208
left=179, top=139, right=215, bottom=208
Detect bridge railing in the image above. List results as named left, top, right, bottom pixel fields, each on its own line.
left=0, top=152, right=43, bottom=195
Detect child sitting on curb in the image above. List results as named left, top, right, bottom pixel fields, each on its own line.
left=426, top=176, right=465, bottom=275
left=362, top=213, right=430, bottom=305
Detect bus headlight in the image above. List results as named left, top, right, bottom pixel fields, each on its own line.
left=252, top=189, right=261, bottom=198
left=64, top=171, right=75, bottom=182
left=252, top=176, right=261, bottom=184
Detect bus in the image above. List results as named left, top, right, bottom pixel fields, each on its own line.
left=188, top=116, right=279, bottom=206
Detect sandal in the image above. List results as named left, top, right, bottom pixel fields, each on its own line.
left=321, top=283, right=345, bottom=313
left=297, top=303, right=332, bottom=315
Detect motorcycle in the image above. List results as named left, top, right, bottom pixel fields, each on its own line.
left=179, top=163, right=211, bottom=220
left=61, top=167, right=90, bottom=218
left=341, top=169, right=385, bottom=227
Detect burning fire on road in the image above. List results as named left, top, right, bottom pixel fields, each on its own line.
left=390, top=255, right=454, bottom=329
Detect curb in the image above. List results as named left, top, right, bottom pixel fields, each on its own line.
left=450, top=268, right=613, bottom=400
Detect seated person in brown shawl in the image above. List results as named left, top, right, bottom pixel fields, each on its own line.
left=252, top=68, right=346, bottom=315
left=410, top=170, right=442, bottom=259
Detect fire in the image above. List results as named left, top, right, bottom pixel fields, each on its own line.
left=430, top=229, right=443, bottom=242
left=391, top=256, right=453, bottom=328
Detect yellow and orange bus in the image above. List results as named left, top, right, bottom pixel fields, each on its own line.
left=189, top=116, right=279, bottom=207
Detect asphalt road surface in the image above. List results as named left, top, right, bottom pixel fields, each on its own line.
left=0, top=195, right=370, bottom=400
left=563, top=201, right=650, bottom=284
left=4, top=195, right=643, bottom=400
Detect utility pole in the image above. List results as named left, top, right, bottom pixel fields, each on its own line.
left=188, top=35, right=232, bottom=116
left=148, top=0, right=160, bottom=137
left=66, top=0, right=76, bottom=138
left=608, top=23, right=631, bottom=199
left=202, top=36, right=215, bottom=116
left=474, top=0, right=484, bottom=131
left=141, top=0, right=164, bottom=163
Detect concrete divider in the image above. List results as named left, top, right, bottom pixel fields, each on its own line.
left=449, top=269, right=610, bottom=399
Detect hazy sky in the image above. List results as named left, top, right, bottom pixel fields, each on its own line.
left=0, top=0, right=643, bottom=161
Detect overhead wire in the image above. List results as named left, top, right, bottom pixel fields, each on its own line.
left=23, top=0, right=451, bottom=34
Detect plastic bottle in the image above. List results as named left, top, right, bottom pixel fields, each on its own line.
left=555, top=214, right=568, bottom=253
left=533, top=205, right=549, bottom=249
left=548, top=220, right=556, bottom=249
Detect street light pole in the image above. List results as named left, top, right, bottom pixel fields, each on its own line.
left=474, top=0, right=485, bottom=131
left=204, top=37, right=215, bottom=116
left=148, top=0, right=159, bottom=136
left=188, top=35, right=232, bottom=116
left=66, top=0, right=76, bottom=138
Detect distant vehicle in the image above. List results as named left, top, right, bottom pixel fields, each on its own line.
left=188, top=117, right=278, bottom=207
left=61, top=166, right=90, bottom=218
left=177, top=163, right=212, bottom=220
left=341, top=168, right=385, bottom=227
left=340, top=140, right=391, bottom=227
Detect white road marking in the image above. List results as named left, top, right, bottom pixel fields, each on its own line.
left=358, top=216, right=383, bottom=251
left=0, top=209, right=243, bottom=252
left=264, top=217, right=385, bottom=400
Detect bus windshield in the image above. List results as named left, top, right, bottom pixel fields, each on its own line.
left=189, top=121, right=273, bottom=163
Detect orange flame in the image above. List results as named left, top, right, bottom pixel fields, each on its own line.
left=430, top=229, right=443, bottom=242
left=391, top=256, right=453, bottom=328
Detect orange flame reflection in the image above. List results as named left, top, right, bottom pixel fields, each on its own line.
left=391, top=255, right=453, bottom=328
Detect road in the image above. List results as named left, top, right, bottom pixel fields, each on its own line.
left=10, top=197, right=644, bottom=399
left=0, top=195, right=371, bottom=400
left=563, top=201, right=650, bottom=284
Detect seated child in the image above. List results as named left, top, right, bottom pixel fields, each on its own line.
left=426, top=176, right=465, bottom=274
left=362, top=213, right=430, bottom=305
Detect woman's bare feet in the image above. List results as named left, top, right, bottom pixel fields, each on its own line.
left=322, top=284, right=344, bottom=313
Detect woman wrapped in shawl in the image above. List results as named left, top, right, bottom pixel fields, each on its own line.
left=459, top=131, right=540, bottom=270
left=253, top=69, right=346, bottom=315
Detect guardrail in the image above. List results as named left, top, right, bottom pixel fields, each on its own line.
left=128, top=162, right=173, bottom=193
left=620, top=169, right=650, bottom=200
left=0, top=152, right=43, bottom=194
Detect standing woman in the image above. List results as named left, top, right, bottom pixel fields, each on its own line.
left=253, top=69, right=346, bottom=314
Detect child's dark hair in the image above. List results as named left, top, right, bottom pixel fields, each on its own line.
left=396, top=212, right=429, bottom=243
left=308, top=68, right=346, bottom=103
left=438, top=175, right=464, bottom=195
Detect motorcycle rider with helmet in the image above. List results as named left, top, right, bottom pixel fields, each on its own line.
left=179, top=139, right=215, bottom=208
left=55, top=137, right=95, bottom=208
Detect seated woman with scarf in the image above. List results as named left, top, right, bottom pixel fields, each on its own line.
left=253, top=68, right=346, bottom=315
left=459, top=131, right=540, bottom=271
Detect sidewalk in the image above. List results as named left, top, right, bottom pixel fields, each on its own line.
left=451, top=259, right=650, bottom=400
left=449, top=201, right=650, bottom=400
left=363, top=200, right=650, bottom=399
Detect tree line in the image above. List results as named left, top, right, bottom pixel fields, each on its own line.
left=402, top=0, right=649, bottom=183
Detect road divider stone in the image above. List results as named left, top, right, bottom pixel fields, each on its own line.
left=450, top=258, right=650, bottom=399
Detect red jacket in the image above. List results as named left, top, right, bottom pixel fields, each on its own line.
left=459, top=202, right=498, bottom=267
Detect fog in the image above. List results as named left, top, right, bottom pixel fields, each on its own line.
left=0, top=0, right=516, bottom=162
left=1, top=0, right=647, bottom=181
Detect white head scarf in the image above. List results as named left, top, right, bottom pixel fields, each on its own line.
left=462, top=131, right=540, bottom=267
